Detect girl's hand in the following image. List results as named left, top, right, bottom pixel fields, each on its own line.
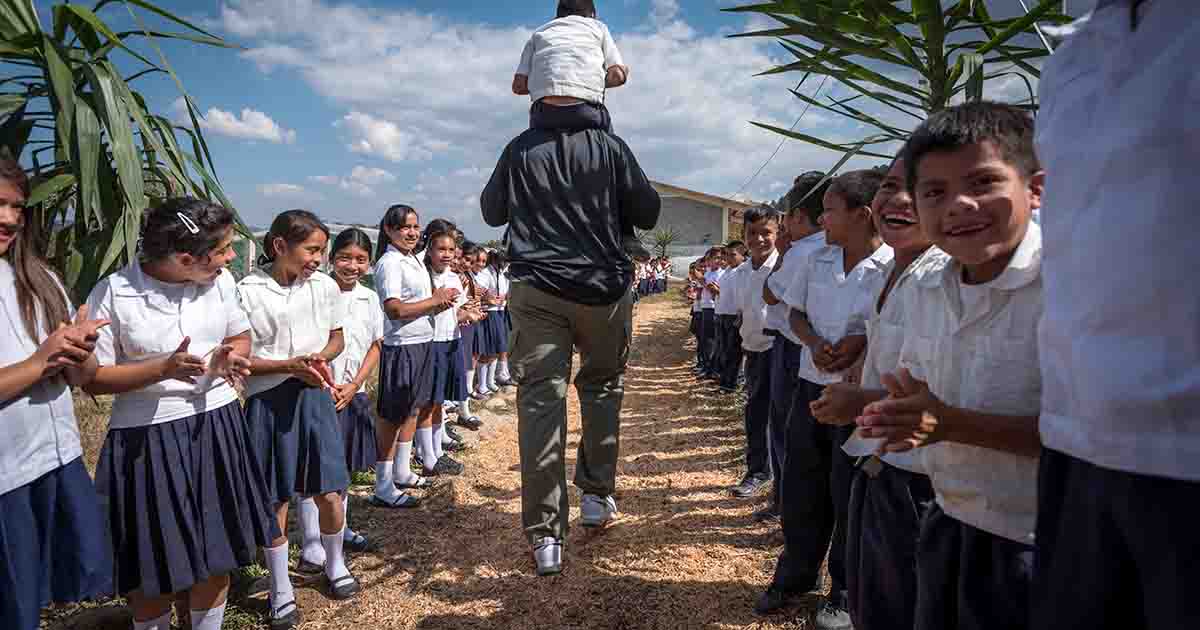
left=433, top=287, right=460, bottom=308
left=208, top=344, right=251, bottom=394
left=289, top=355, right=334, bottom=389
left=34, top=306, right=110, bottom=376
left=333, top=382, right=358, bottom=411
left=163, top=337, right=207, bottom=384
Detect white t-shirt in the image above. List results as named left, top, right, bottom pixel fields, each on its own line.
left=431, top=268, right=467, bottom=343
left=238, top=268, right=347, bottom=397
left=0, top=260, right=82, bottom=496
left=765, top=232, right=825, bottom=344
left=783, top=244, right=894, bottom=385
left=714, top=263, right=745, bottom=316
left=88, top=264, right=248, bottom=428
left=738, top=251, right=779, bottom=353
left=842, top=247, right=951, bottom=472
left=330, top=282, right=384, bottom=395
left=516, top=15, right=624, bottom=105
left=897, top=224, right=1043, bottom=544
left=475, top=267, right=508, bottom=313
left=1036, top=1, right=1200, bottom=481
left=700, top=268, right=725, bottom=309
left=374, top=245, right=435, bottom=346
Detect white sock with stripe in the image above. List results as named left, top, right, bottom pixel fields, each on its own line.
left=297, top=497, right=325, bottom=566
left=189, top=603, right=227, bottom=630
left=133, top=611, right=172, bottom=630
left=264, top=542, right=295, bottom=613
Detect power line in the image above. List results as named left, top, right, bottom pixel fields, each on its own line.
left=729, top=73, right=831, bottom=201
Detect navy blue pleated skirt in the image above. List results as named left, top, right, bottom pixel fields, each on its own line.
left=245, top=380, right=350, bottom=505
left=377, top=342, right=434, bottom=421
left=478, top=311, right=509, bottom=356
left=460, top=323, right=477, bottom=364
left=97, top=402, right=279, bottom=598
left=0, top=459, right=112, bottom=630
left=337, top=392, right=377, bottom=474
left=430, top=340, right=467, bottom=404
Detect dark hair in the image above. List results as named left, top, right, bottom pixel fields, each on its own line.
left=1, top=157, right=69, bottom=340
left=487, top=249, right=507, bottom=270
left=902, top=101, right=1039, bottom=192
left=557, top=0, right=596, bottom=19
left=259, top=209, right=329, bottom=265
left=331, top=227, right=373, bottom=259
left=743, top=205, right=782, bottom=229
left=376, top=204, right=419, bottom=259
left=829, top=169, right=887, bottom=210
left=786, top=171, right=831, bottom=226
left=725, top=241, right=749, bottom=257
left=419, top=218, right=457, bottom=255
left=461, top=240, right=482, bottom=258
left=141, top=197, right=235, bottom=263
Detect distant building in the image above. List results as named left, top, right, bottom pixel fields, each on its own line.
left=650, top=180, right=756, bottom=259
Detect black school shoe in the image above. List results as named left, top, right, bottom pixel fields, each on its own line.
left=269, top=600, right=300, bottom=630
left=425, top=454, right=465, bottom=476
left=752, top=503, right=781, bottom=523
left=754, top=586, right=802, bottom=615
left=732, top=474, right=770, bottom=498
left=444, top=424, right=465, bottom=442
left=328, top=573, right=360, bottom=600
left=456, top=415, right=483, bottom=431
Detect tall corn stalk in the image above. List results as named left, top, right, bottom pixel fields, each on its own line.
left=0, top=0, right=240, bottom=301
left=725, top=0, right=1074, bottom=184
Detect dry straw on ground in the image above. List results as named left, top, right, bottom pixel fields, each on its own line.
left=45, top=293, right=828, bottom=629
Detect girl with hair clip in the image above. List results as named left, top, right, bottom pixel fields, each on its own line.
left=292, top=228, right=380, bottom=576
left=0, top=157, right=113, bottom=630
left=419, top=220, right=471, bottom=474
left=373, top=205, right=460, bottom=499
left=85, top=197, right=275, bottom=630
left=238, top=209, right=359, bottom=630
left=453, top=240, right=486, bottom=430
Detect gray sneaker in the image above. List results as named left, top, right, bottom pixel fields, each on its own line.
left=532, top=537, right=562, bottom=576
left=815, top=599, right=854, bottom=630
left=580, top=494, right=618, bottom=528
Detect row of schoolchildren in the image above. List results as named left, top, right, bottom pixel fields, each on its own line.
left=0, top=179, right=515, bottom=630
left=684, top=101, right=1068, bottom=630
left=634, top=257, right=672, bottom=299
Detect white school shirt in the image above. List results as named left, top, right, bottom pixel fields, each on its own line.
left=842, top=247, right=951, bottom=472
left=494, top=268, right=510, bottom=312
left=765, top=232, right=825, bottom=343
left=431, top=268, right=467, bottom=343
left=783, top=244, right=894, bottom=386
left=1035, top=1, right=1200, bottom=482
left=87, top=264, right=248, bottom=428
left=896, top=224, right=1043, bottom=544
left=714, top=263, right=744, bottom=316
left=238, top=268, right=347, bottom=397
left=739, top=251, right=779, bottom=353
left=0, top=261, right=83, bottom=496
left=473, top=268, right=504, bottom=313
left=516, top=15, right=625, bottom=105
left=375, top=245, right=435, bottom=346
left=330, top=283, right=384, bottom=395
left=700, top=268, right=724, bottom=309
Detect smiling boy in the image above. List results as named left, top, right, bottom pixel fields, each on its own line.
left=857, top=102, right=1044, bottom=630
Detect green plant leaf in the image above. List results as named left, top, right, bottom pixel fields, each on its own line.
left=97, top=0, right=226, bottom=40
left=72, top=96, right=103, bottom=228
left=83, top=61, right=147, bottom=218
left=27, top=171, right=74, bottom=206
left=0, top=92, right=26, bottom=118
left=0, top=0, right=40, bottom=40
left=978, top=0, right=1065, bottom=54
left=749, top=121, right=894, bottom=159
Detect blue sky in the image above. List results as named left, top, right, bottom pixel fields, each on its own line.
left=31, top=0, right=1060, bottom=237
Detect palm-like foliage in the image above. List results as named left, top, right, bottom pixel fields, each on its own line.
left=651, top=225, right=681, bottom=258
left=1, top=0, right=239, bottom=300
left=725, top=0, right=1074, bottom=173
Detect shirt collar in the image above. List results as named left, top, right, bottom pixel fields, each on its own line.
left=242, top=266, right=307, bottom=296
left=932, top=222, right=1042, bottom=291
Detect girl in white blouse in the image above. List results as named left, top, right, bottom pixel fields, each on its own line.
left=422, top=221, right=470, bottom=475
left=238, top=210, right=359, bottom=629
left=0, top=157, right=112, bottom=630
left=85, top=198, right=273, bottom=630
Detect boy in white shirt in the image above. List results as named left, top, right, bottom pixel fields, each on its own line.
left=858, top=102, right=1045, bottom=630
left=757, top=172, right=830, bottom=518
left=714, top=241, right=748, bottom=394
left=696, top=248, right=725, bottom=380
left=1032, top=4, right=1200, bottom=629
left=730, top=209, right=780, bottom=500
left=758, top=169, right=891, bottom=629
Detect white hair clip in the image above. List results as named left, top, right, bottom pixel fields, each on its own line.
left=177, top=212, right=200, bottom=235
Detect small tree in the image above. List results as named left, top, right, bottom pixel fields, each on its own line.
left=1, top=0, right=240, bottom=300
left=651, top=225, right=681, bottom=258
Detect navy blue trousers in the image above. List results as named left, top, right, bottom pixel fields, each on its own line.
left=697, top=309, right=717, bottom=375
left=767, top=333, right=802, bottom=508
left=915, top=504, right=1033, bottom=630
left=741, top=350, right=772, bottom=479
left=717, top=314, right=743, bottom=389
left=846, top=458, right=934, bottom=630
left=771, top=379, right=855, bottom=597
left=1032, top=448, right=1200, bottom=630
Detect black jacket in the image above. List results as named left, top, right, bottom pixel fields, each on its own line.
left=481, top=111, right=661, bottom=306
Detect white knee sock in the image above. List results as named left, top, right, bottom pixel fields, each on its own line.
left=264, top=542, right=295, bottom=610
left=486, top=362, right=499, bottom=390
left=297, top=497, right=325, bottom=566
left=133, top=611, right=172, bottom=630
left=322, top=528, right=350, bottom=581
left=465, top=367, right=475, bottom=394
left=475, top=364, right=488, bottom=393
left=374, top=461, right=402, bottom=501
left=433, top=423, right=446, bottom=458
left=459, top=396, right=472, bottom=418
left=392, top=441, right=418, bottom=485
left=341, top=493, right=357, bottom=541
left=189, top=603, right=227, bottom=630
left=499, top=359, right=511, bottom=381
left=439, top=421, right=455, bottom=446
left=416, top=426, right=436, bottom=472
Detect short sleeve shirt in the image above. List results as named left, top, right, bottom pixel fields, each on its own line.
left=374, top=246, right=435, bottom=346
left=765, top=232, right=825, bottom=343
left=88, top=264, right=248, bottom=428
left=516, top=15, right=624, bottom=104
left=714, top=264, right=745, bottom=316
left=330, top=283, right=385, bottom=394
left=431, top=268, right=467, bottom=342
left=738, top=251, right=779, bottom=353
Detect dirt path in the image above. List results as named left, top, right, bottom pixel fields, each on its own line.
left=51, top=294, right=814, bottom=630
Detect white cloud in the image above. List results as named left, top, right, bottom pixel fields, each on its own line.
left=336, top=111, right=437, bottom=162
left=173, top=97, right=296, bottom=144
left=307, top=175, right=340, bottom=185
left=305, top=166, right=397, bottom=199
left=650, top=0, right=680, bottom=27
left=257, top=183, right=307, bottom=197
left=348, top=165, right=395, bottom=185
